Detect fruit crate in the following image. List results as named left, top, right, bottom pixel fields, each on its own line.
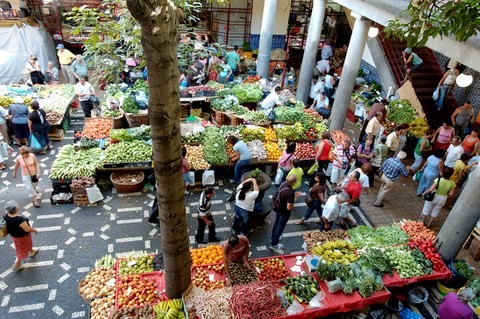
left=115, top=254, right=157, bottom=277
left=114, top=271, right=166, bottom=310
left=50, top=190, right=74, bottom=205
left=281, top=253, right=308, bottom=277
left=191, top=265, right=227, bottom=290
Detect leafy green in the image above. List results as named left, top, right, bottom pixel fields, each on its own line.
left=387, top=99, right=417, bottom=125
left=121, top=96, right=139, bottom=114
left=274, top=107, right=306, bottom=123
left=202, top=127, right=228, bottom=165
left=347, top=225, right=409, bottom=249
left=231, top=83, right=263, bottom=104
left=454, top=260, right=474, bottom=280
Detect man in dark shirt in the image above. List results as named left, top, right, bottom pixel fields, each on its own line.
left=269, top=175, right=300, bottom=254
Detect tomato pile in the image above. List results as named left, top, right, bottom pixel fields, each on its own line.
left=409, top=239, right=447, bottom=272
left=117, top=275, right=165, bottom=308
left=294, top=142, right=315, bottom=159
left=253, top=258, right=289, bottom=281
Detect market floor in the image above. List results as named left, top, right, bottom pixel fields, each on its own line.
left=0, top=110, right=478, bottom=319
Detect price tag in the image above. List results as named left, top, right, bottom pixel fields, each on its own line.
left=107, top=278, right=115, bottom=287
left=208, top=274, right=215, bottom=282
left=127, top=260, right=137, bottom=267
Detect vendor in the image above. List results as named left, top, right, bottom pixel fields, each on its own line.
left=261, top=86, right=283, bottom=121
left=226, top=135, right=251, bottom=184
left=310, top=92, right=330, bottom=119
left=438, top=288, right=475, bottom=319
left=223, top=234, right=250, bottom=286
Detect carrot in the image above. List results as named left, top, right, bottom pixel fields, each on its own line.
left=83, top=118, right=113, bottom=139
left=397, top=219, right=436, bottom=242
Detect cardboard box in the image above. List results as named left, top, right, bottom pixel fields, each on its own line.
left=468, top=237, right=480, bottom=260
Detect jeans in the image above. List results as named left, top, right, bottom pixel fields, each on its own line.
left=410, top=152, right=424, bottom=172
left=270, top=211, right=291, bottom=246
left=196, top=214, right=217, bottom=242
left=303, top=200, right=323, bottom=220
left=317, top=108, right=331, bottom=119
left=435, top=84, right=452, bottom=111
left=232, top=205, right=250, bottom=235
left=325, top=87, right=334, bottom=101
left=233, top=159, right=250, bottom=183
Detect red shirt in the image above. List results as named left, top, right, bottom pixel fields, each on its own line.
left=346, top=180, right=362, bottom=200
left=223, top=235, right=249, bottom=262
left=316, top=140, right=332, bottom=161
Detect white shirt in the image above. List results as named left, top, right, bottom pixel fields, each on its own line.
left=322, top=195, right=341, bottom=221
left=316, top=60, right=330, bottom=74
left=309, top=80, right=324, bottom=99
left=445, top=144, right=464, bottom=168
left=75, top=81, right=94, bottom=101
left=235, top=187, right=259, bottom=212
left=313, top=95, right=329, bottom=111
left=261, top=91, right=280, bottom=110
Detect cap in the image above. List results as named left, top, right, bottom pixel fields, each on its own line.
left=397, top=151, right=407, bottom=160
left=29, top=54, right=37, bottom=60
left=56, top=44, right=65, bottom=49
left=403, top=47, right=412, bottom=54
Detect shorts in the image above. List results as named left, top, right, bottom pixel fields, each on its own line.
left=183, top=172, right=193, bottom=186
left=330, top=166, right=345, bottom=184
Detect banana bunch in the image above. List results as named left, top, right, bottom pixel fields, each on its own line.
left=94, top=254, right=116, bottom=267
left=0, top=96, right=14, bottom=107
left=312, top=240, right=358, bottom=265
left=50, top=145, right=103, bottom=179
left=154, top=299, right=185, bottom=319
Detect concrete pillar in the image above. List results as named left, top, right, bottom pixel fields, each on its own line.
left=437, top=167, right=480, bottom=262
left=296, top=0, right=328, bottom=103
left=256, top=0, right=277, bottom=79
left=329, top=13, right=370, bottom=130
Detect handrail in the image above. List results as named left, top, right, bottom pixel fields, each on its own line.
left=380, top=33, right=404, bottom=86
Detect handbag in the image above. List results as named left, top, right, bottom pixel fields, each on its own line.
left=274, top=168, right=284, bottom=186
left=423, top=178, right=440, bottom=201
left=432, top=87, right=440, bottom=101
left=0, top=215, right=8, bottom=238
left=29, top=134, right=42, bottom=152
left=307, top=162, right=319, bottom=175
left=305, top=195, right=314, bottom=207
left=22, top=156, right=38, bottom=183
left=413, top=170, right=423, bottom=182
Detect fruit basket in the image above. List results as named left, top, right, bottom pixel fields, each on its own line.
left=110, top=171, right=145, bottom=193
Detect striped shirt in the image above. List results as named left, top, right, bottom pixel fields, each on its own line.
left=197, top=191, right=212, bottom=217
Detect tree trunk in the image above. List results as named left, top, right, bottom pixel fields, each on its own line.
left=127, top=0, right=191, bottom=298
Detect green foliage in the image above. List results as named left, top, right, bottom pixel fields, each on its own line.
left=384, top=0, right=480, bottom=48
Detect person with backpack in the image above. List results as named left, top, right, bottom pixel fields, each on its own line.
left=269, top=175, right=301, bottom=254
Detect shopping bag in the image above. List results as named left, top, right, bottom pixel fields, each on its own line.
left=307, top=162, right=318, bottom=175
left=0, top=142, right=9, bottom=158
left=413, top=170, right=423, bottom=182
left=86, top=185, right=104, bottom=203
left=29, top=134, right=42, bottom=152
left=274, top=168, right=284, bottom=185
left=202, top=170, right=215, bottom=186
left=0, top=216, right=8, bottom=238
left=432, top=87, right=439, bottom=101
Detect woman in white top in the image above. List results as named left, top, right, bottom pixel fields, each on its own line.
left=25, top=54, right=44, bottom=85
left=436, top=65, right=462, bottom=111
left=232, top=178, right=259, bottom=236
left=324, top=68, right=336, bottom=101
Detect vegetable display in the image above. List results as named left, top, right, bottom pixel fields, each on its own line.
left=50, top=145, right=103, bottom=179
left=410, top=247, right=433, bottom=275
left=253, top=257, right=289, bottom=281
left=83, top=118, right=113, bottom=139
left=384, top=247, right=423, bottom=278
left=387, top=99, right=417, bottom=125
left=408, top=117, right=429, bottom=138
left=274, top=106, right=306, bottom=123
left=230, top=282, right=286, bottom=319
left=103, top=140, right=152, bottom=163
left=398, top=219, right=436, bottom=242
left=203, top=128, right=228, bottom=165
left=454, top=260, right=474, bottom=280
left=116, top=274, right=163, bottom=309
left=110, top=304, right=156, bottom=319
left=231, top=83, right=263, bottom=103
left=357, top=249, right=393, bottom=275
left=192, top=266, right=226, bottom=290
left=181, top=132, right=204, bottom=144
left=275, top=123, right=305, bottom=140
left=282, top=275, right=320, bottom=304
left=79, top=138, right=98, bottom=149
left=185, top=145, right=210, bottom=170
left=70, top=176, right=96, bottom=190
left=312, top=240, right=358, bottom=264
left=294, top=142, right=316, bottom=159
left=228, top=262, right=258, bottom=285
left=210, top=95, right=239, bottom=111
left=185, top=287, right=234, bottom=319
left=244, top=110, right=269, bottom=124
left=79, top=267, right=116, bottom=300
left=118, top=255, right=154, bottom=276
left=240, top=127, right=265, bottom=142
left=264, top=141, right=283, bottom=161
left=409, top=239, right=447, bottom=272
left=347, top=225, right=409, bottom=249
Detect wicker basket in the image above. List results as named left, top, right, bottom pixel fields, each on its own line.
left=121, top=108, right=149, bottom=128
left=112, top=113, right=127, bottom=129
left=110, top=171, right=145, bottom=193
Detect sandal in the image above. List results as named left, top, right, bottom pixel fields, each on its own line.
left=33, top=201, right=40, bottom=208
left=335, top=222, right=348, bottom=230
left=294, top=219, right=305, bottom=225
left=30, top=249, right=39, bottom=257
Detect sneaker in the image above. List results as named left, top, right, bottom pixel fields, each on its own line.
left=268, top=244, right=284, bottom=254
left=279, top=235, right=283, bottom=241
left=196, top=239, right=207, bottom=244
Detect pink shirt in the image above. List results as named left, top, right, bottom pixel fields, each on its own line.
left=437, top=292, right=473, bottom=319
left=182, top=158, right=189, bottom=173
left=16, top=154, right=37, bottom=176
left=278, top=151, right=295, bottom=170
left=437, top=126, right=454, bottom=144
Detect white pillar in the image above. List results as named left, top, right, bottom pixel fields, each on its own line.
left=329, top=13, right=370, bottom=130
left=296, top=0, right=328, bottom=103
left=256, top=0, right=277, bottom=79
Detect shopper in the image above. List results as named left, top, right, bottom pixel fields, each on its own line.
left=285, top=66, right=296, bottom=87
left=269, top=175, right=301, bottom=254
left=374, top=151, right=409, bottom=208
left=324, top=69, right=336, bottom=101
left=0, top=105, right=9, bottom=144
left=354, top=135, right=374, bottom=169
left=8, top=96, right=30, bottom=146
left=56, top=44, right=76, bottom=84
left=394, top=123, right=409, bottom=157
left=25, top=54, right=44, bottom=85
left=232, top=178, right=259, bottom=236
left=433, top=121, right=455, bottom=151
left=321, top=41, right=333, bottom=60
left=310, top=92, right=330, bottom=119
left=315, top=58, right=331, bottom=76
left=409, top=128, right=435, bottom=172
left=331, top=139, right=355, bottom=189
left=186, top=61, right=204, bottom=87
left=13, top=146, right=40, bottom=207
left=342, top=162, right=371, bottom=195
left=207, top=51, right=220, bottom=81
left=0, top=136, right=12, bottom=170
left=195, top=186, right=220, bottom=244
left=225, top=46, right=240, bottom=76
left=227, top=136, right=251, bottom=184
left=44, top=61, right=59, bottom=83
left=321, top=192, right=349, bottom=230
left=75, top=77, right=95, bottom=118
left=417, top=149, right=445, bottom=196
left=276, top=142, right=296, bottom=185
left=451, top=101, right=475, bottom=137
left=181, top=146, right=193, bottom=195
left=336, top=171, right=361, bottom=229
left=147, top=173, right=159, bottom=226
left=217, top=57, right=232, bottom=84
left=369, top=135, right=388, bottom=187
left=401, top=47, right=423, bottom=84
left=314, top=131, right=333, bottom=173
left=364, top=112, right=383, bottom=143
left=308, top=77, right=324, bottom=105
left=223, top=234, right=250, bottom=286
left=359, top=98, right=387, bottom=142
left=286, top=159, right=304, bottom=190
left=295, top=173, right=327, bottom=225
left=435, top=65, right=461, bottom=111
left=444, top=136, right=464, bottom=168
left=450, top=153, right=474, bottom=187
left=421, top=169, right=456, bottom=228
left=28, top=101, right=51, bottom=154
left=438, top=288, right=475, bottom=319
left=386, top=126, right=402, bottom=157
left=71, top=55, right=88, bottom=82
left=461, top=128, right=479, bottom=156
left=4, top=200, right=39, bottom=271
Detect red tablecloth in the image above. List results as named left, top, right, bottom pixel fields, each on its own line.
left=382, top=268, right=452, bottom=288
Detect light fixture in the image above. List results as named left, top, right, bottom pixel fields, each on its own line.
left=456, top=73, right=473, bottom=87
left=368, top=26, right=379, bottom=38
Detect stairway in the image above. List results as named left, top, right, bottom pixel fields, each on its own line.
left=381, top=35, right=458, bottom=129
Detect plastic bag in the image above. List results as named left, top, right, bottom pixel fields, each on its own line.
left=86, top=185, right=104, bottom=203
left=286, top=299, right=304, bottom=315
left=308, top=291, right=326, bottom=309
left=432, top=87, right=439, bottom=101
left=202, top=170, right=215, bottom=186
left=135, top=91, right=149, bottom=110
left=305, top=255, right=320, bottom=272
left=325, top=278, right=343, bottom=293
left=308, top=162, right=318, bottom=175
left=325, top=163, right=333, bottom=176
left=29, top=134, right=42, bottom=152
left=274, top=168, right=284, bottom=185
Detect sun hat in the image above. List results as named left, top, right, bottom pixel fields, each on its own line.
left=397, top=151, right=407, bottom=160
left=56, top=44, right=65, bottom=49
left=403, top=48, right=412, bottom=54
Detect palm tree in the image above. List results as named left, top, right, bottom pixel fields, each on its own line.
left=126, top=0, right=191, bottom=298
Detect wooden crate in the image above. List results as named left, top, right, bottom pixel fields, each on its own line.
left=229, top=114, right=244, bottom=126
left=73, top=194, right=97, bottom=206
left=469, top=237, right=480, bottom=261
left=180, top=103, right=190, bottom=118
left=214, top=111, right=231, bottom=125
left=48, top=128, right=64, bottom=141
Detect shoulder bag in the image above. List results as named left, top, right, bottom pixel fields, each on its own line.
left=423, top=178, right=440, bottom=201
left=0, top=214, right=8, bottom=238
left=22, top=156, right=39, bottom=183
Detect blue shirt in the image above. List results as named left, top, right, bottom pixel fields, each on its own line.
left=380, top=157, right=408, bottom=181
left=8, top=103, right=29, bottom=124
left=468, top=156, right=480, bottom=166
left=71, top=60, right=88, bottom=78
left=233, top=140, right=251, bottom=161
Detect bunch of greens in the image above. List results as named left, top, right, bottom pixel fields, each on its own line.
left=274, top=107, right=306, bottom=123
left=347, top=225, right=409, bottom=249
left=128, top=125, right=151, bottom=141
left=133, top=79, right=149, bottom=94
left=244, top=110, right=269, bottom=123
left=121, top=96, right=139, bottom=114
left=110, top=129, right=133, bottom=141
left=454, top=260, right=474, bottom=280
left=202, top=127, right=228, bottom=165
left=231, top=83, right=263, bottom=103
left=387, top=99, right=417, bottom=124
left=211, top=95, right=240, bottom=111
left=358, top=248, right=393, bottom=275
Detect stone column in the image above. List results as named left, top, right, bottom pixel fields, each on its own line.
left=437, top=167, right=480, bottom=262
left=256, top=0, right=278, bottom=79
left=329, top=13, right=370, bottom=130
left=296, top=0, right=328, bottom=103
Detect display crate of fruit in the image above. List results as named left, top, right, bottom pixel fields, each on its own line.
left=191, top=265, right=227, bottom=290
left=116, top=254, right=156, bottom=276
left=253, top=257, right=290, bottom=282
left=115, top=272, right=167, bottom=310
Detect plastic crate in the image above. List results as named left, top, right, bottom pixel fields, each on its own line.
left=50, top=190, right=73, bottom=205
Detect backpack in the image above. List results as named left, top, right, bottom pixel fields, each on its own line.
left=270, top=184, right=291, bottom=212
